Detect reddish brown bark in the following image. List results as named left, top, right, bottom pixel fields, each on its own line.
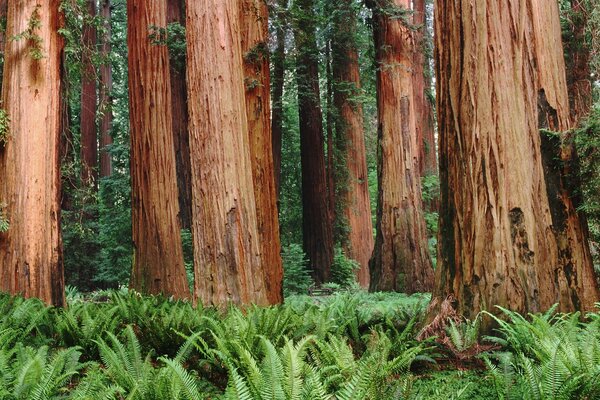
left=0, top=0, right=6, bottom=86
left=128, top=1, right=190, bottom=299
left=368, top=0, right=434, bottom=293
left=0, top=0, right=65, bottom=306
left=331, top=0, right=374, bottom=288
left=186, top=0, right=270, bottom=306
left=167, top=0, right=192, bottom=229
left=431, top=0, right=599, bottom=322
left=412, top=0, right=437, bottom=177
left=99, top=0, right=113, bottom=178
left=564, top=0, right=593, bottom=125
left=271, top=0, right=287, bottom=199
left=80, top=0, right=98, bottom=187
left=240, top=0, right=283, bottom=304
left=293, top=0, right=334, bottom=284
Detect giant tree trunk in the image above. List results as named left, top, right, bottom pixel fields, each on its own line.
left=127, top=1, right=190, bottom=299
left=432, top=0, right=599, bottom=321
left=536, top=2, right=599, bottom=313
left=99, top=0, right=113, bottom=178
left=186, top=0, right=270, bottom=306
left=368, top=0, right=434, bottom=293
left=412, top=0, right=437, bottom=177
left=240, top=0, right=283, bottom=304
left=293, top=0, right=334, bottom=284
left=80, top=0, right=98, bottom=187
left=0, top=0, right=65, bottom=306
left=167, top=0, right=192, bottom=229
left=331, top=0, right=373, bottom=288
left=270, top=0, right=287, bottom=199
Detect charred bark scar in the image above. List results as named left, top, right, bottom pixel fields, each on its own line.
left=509, top=208, right=534, bottom=265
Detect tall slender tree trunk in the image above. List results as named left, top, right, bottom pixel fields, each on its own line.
left=293, top=0, right=334, bottom=284
left=431, top=0, right=599, bottom=322
left=412, top=0, right=436, bottom=177
left=240, top=0, right=283, bottom=304
left=331, top=0, right=373, bottom=288
left=99, top=0, right=113, bottom=178
left=0, top=0, right=7, bottom=87
left=127, top=1, right=190, bottom=299
left=186, top=0, right=270, bottom=306
left=325, top=41, right=336, bottom=231
left=368, top=0, right=434, bottom=293
left=167, top=0, right=192, bottom=229
left=271, top=0, right=287, bottom=199
left=564, top=0, right=593, bottom=124
left=80, top=0, right=98, bottom=187
left=0, top=0, right=65, bottom=306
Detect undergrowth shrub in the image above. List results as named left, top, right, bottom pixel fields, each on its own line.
left=281, top=243, right=313, bottom=296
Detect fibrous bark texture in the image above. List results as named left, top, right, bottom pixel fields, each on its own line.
left=0, top=0, right=65, bottom=306
left=412, top=0, right=437, bottom=176
left=432, top=0, right=599, bottom=321
left=99, top=0, right=113, bottom=178
left=271, top=0, right=287, bottom=199
left=293, top=0, right=334, bottom=284
left=127, top=1, right=189, bottom=299
left=167, top=0, right=192, bottom=229
left=368, top=0, right=434, bottom=293
left=186, top=0, right=270, bottom=306
left=80, top=0, right=98, bottom=187
left=331, top=0, right=373, bottom=288
left=240, top=0, right=284, bottom=304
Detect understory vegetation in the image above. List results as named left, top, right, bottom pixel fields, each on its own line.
left=1, top=290, right=599, bottom=399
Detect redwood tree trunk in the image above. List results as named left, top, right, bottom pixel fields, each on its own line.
left=412, top=0, right=437, bottom=177
left=368, top=0, right=434, bottom=293
left=0, top=0, right=65, bottom=306
left=331, top=0, right=374, bottom=288
left=271, top=0, right=287, bottom=199
left=167, top=0, right=192, bottom=229
left=0, top=0, right=7, bottom=87
left=99, top=0, right=113, bottom=178
left=127, top=1, right=190, bottom=299
left=564, top=0, right=593, bottom=124
left=80, top=0, right=98, bottom=187
left=293, top=0, right=334, bottom=284
left=431, top=0, right=599, bottom=321
left=186, top=0, right=270, bottom=306
left=240, top=0, right=283, bottom=304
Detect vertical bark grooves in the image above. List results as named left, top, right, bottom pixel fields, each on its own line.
left=0, top=0, right=65, bottom=306
left=240, top=0, right=283, bottom=304
left=293, top=0, right=334, bottom=284
left=331, top=0, right=373, bottom=288
left=432, top=0, right=598, bottom=322
left=271, top=0, right=287, bottom=199
left=412, top=0, right=437, bottom=176
left=167, top=0, right=192, bottom=229
left=369, top=0, right=434, bottom=293
left=187, top=0, right=269, bottom=306
left=533, top=1, right=600, bottom=312
left=80, top=0, right=98, bottom=186
left=99, top=0, right=113, bottom=178
left=128, top=1, right=189, bottom=299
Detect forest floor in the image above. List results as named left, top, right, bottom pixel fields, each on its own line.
left=0, top=289, right=598, bottom=399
